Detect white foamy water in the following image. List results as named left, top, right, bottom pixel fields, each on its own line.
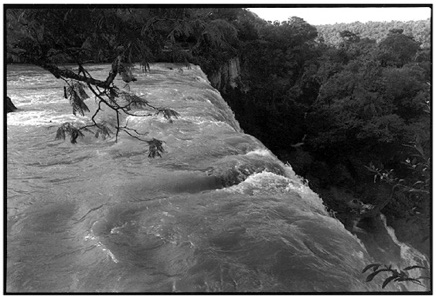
left=380, top=214, right=430, bottom=290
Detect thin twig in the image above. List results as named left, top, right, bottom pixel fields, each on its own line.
left=120, top=128, right=150, bottom=142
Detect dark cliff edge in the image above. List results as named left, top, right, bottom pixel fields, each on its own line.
left=6, top=96, right=17, bottom=113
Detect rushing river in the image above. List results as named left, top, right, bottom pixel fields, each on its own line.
left=6, top=63, right=430, bottom=293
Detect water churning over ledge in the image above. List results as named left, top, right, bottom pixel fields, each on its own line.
left=6, top=63, right=428, bottom=293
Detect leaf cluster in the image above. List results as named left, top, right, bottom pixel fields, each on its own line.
left=119, top=91, right=150, bottom=110
left=93, top=123, right=113, bottom=140
left=155, top=108, right=180, bottom=123
left=147, top=138, right=164, bottom=158
left=55, top=122, right=84, bottom=144
left=65, top=81, right=90, bottom=116
left=362, top=263, right=429, bottom=289
left=39, top=44, right=170, bottom=158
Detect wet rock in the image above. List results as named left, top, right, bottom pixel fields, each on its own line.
left=6, top=96, right=17, bottom=113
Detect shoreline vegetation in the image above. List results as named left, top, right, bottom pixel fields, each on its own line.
left=6, top=6, right=430, bottom=273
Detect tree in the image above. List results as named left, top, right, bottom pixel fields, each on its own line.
left=7, top=8, right=179, bottom=157
left=227, top=16, right=321, bottom=151
left=339, top=30, right=360, bottom=43
left=6, top=7, right=242, bottom=156
left=316, top=19, right=430, bottom=47
left=378, top=29, right=421, bottom=67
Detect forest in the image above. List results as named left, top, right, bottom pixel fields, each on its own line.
left=316, top=19, right=430, bottom=47
left=6, top=6, right=431, bottom=261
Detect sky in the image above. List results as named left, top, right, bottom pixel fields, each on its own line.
left=248, top=7, right=431, bottom=25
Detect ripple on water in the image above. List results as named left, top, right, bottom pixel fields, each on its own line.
left=6, top=63, right=425, bottom=293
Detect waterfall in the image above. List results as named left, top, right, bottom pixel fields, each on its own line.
left=380, top=214, right=430, bottom=291
left=6, top=63, right=430, bottom=293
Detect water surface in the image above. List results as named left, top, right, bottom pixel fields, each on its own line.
left=6, top=63, right=429, bottom=293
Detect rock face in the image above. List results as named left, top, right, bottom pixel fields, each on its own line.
left=209, top=57, right=242, bottom=92
left=6, top=96, right=17, bottom=113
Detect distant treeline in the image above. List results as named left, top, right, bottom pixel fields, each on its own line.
left=316, top=19, right=430, bottom=48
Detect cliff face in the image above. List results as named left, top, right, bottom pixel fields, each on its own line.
left=208, top=57, right=243, bottom=92
left=6, top=63, right=427, bottom=293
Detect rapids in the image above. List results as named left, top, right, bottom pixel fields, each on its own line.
left=6, top=63, right=430, bottom=293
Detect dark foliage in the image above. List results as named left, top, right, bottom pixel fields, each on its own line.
left=362, top=263, right=429, bottom=289
left=55, top=122, right=84, bottom=144
left=147, top=138, right=165, bottom=158
left=66, top=82, right=90, bottom=116
left=316, top=19, right=430, bottom=48
left=155, top=108, right=180, bottom=123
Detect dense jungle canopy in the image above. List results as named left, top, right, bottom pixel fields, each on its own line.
left=6, top=6, right=431, bottom=257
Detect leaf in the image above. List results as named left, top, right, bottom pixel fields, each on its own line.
left=95, top=124, right=113, bottom=140
left=74, top=82, right=89, bottom=100
left=382, top=275, right=398, bottom=289
left=55, top=126, right=66, bottom=140
left=156, top=108, right=180, bottom=122
left=54, top=122, right=83, bottom=144
left=70, top=127, right=84, bottom=144
left=70, top=92, right=90, bottom=116
left=403, top=265, right=427, bottom=271
left=66, top=82, right=90, bottom=116
left=364, top=164, right=376, bottom=172
left=108, top=88, right=119, bottom=103
left=120, top=64, right=137, bottom=83
left=66, top=82, right=89, bottom=100
left=412, top=181, right=424, bottom=187
left=121, top=92, right=149, bottom=108
left=416, top=276, right=431, bottom=280
left=366, top=269, right=392, bottom=282
left=147, top=138, right=164, bottom=158
left=362, top=264, right=382, bottom=273
left=140, top=61, right=150, bottom=73
left=396, top=278, right=424, bottom=286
